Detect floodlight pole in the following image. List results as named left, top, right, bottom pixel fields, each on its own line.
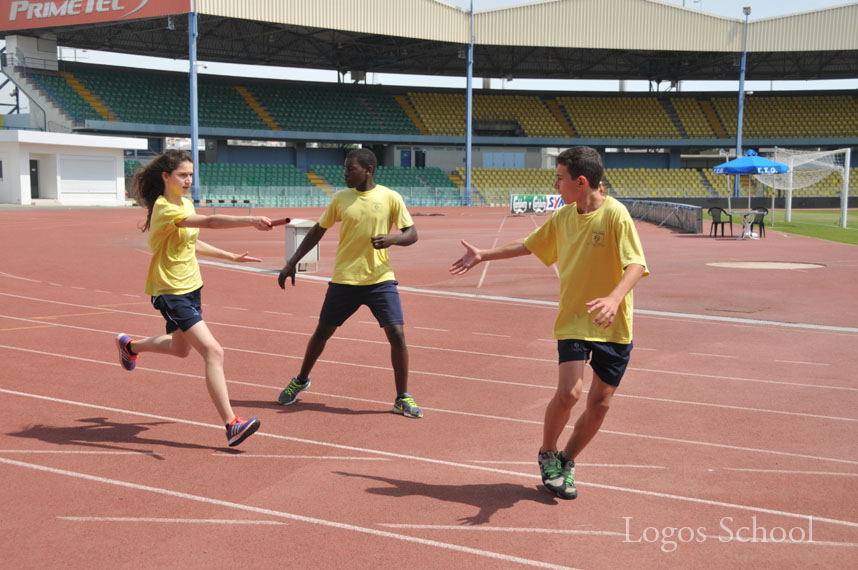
left=734, top=6, right=751, bottom=200
left=464, top=0, right=474, bottom=207
left=189, top=2, right=200, bottom=204
left=841, top=149, right=851, bottom=228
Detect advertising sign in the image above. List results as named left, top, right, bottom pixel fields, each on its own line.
left=2, top=0, right=191, bottom=32
left=510, top=194, right=564, bottom=214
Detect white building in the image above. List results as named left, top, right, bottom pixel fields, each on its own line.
left=0, top=130, right=146, bottom=206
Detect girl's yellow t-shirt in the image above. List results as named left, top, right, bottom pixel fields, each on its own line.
left=144, top=195, right=203, bottom=296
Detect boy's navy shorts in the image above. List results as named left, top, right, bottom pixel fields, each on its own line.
left=319, top=280, right=404, bottom=327
left=151, top=286, right=203, bottom=334
left=557, top=339, right=633, bottom=387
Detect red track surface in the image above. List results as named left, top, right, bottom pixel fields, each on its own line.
left=1, top=206, right=856, bottom=569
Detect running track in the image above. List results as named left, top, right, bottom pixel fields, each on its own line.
left=1, top=206, right=856, bottom=569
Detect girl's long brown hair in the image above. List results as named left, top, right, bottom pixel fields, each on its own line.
left=133, top=149, right=193, bottom=231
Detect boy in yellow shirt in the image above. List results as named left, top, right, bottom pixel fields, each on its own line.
left=450, top=146, right=648, bottom=499
left=276, top=148, right=422, bottom=418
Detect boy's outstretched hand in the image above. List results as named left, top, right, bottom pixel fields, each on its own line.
left=278, top=261, right=296, bottom=289
left=449, top=240, right=482, bottom=275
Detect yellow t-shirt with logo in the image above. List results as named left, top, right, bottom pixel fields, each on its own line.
left=144, top=195, right=203, bottom=296
left=319, top=185, right=413, bottom=285
left=523, top=196, right=648, bottom=343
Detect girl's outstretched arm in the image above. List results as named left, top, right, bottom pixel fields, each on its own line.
left=179, top=214, right=272, bottom=231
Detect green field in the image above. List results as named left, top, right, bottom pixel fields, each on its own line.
left=706, top=208, right=858, bottom=246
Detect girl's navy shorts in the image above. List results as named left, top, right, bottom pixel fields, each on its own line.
left=557, top=339, right=633, bottom=387
left=151, top=286, right=203, bottom=334
left=319, top=280, right=404, bottom=327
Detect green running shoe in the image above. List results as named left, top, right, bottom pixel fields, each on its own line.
left=277, top=376, right=310, bottom=405
left=392, top=393, right=423, bottom=418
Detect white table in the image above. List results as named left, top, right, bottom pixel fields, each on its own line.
left=729, top=210, right=759, bottom=240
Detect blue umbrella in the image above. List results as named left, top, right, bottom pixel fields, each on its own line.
left=713, top=149, right=789, bottom=209
left=713, top=149, right=789, bottom=175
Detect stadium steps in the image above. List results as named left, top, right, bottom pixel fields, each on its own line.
left=698, top=169, right=718, bottom=196
left=659, top=99, right=687, bottom=138
left=59, top=71, right=118, bottom=122
left=235, top=86, right=280, bottom=130
left=394, top=94, right=430, bottom=135
left=545, top=98, right=577, bottom=137
left=700, top=100, right=728, bottom=138
left=307, top=171, right=335, bottom=196
left=448, top=171, right=465, bottom=188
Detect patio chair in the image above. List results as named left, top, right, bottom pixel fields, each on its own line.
left=707, top=207, right=733, bottom=237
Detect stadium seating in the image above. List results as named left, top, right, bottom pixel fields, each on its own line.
left=197, top=163, right=326, bottom=207
left=22, top=64, right=858, bottom=200
left=557, top=96, right=680, bottom=139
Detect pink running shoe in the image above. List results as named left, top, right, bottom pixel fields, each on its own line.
left=115, top=334, right=137, bottom=371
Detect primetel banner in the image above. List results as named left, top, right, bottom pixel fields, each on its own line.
left=510, top=194, right=565, bottom=214
left=2, top=0, right=190, bottom=31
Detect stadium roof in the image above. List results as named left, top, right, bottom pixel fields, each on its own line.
left=2, top=0, right=858, bottom=82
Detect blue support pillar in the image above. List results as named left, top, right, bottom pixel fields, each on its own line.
left=464, top=0, right=474, bottom=207
left=189, top=7, right=200, bottom=204
left=734, top=7, right=751, bottom=198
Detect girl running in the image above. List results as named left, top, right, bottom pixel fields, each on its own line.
left=116, top=149, right=272, bottom=446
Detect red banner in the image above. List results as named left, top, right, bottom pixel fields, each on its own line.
left=1, top=0, right=191, bottom=32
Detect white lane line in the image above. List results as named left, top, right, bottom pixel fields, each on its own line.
left=59, top=517, right=287, bottom=525
left=224, top=306, right=248, bottom=311
left=377, top=526, right=858, bottom=548
left=628, top=365, right=855, bottom=393
left=1, top=293, right=850, bottom=390
left=7, top=339, right=853, bottom=426
left=0, top=450, right=158, bottom=456
left=5, top=275, right=858, bottom=335
left=476, top=236, right=499, bottom=289
left=2, top=346, right=858, bottom=468
left=379, top=524, right=625, bottom=537
left=775, top=360, right=831, bottom=366
left=0, top=272, right=40, bottom=282
left=212, top=454, right=390, bottom=461
left=473, top=332, right=511, bottom=338
left=1, top=388, right=857, bottom=529
left=723, top=468, right=858, bottom=478
left=0, top=458, right=575, bottom=570
left=414, top=326, right=449, bottom=332
left=616, top=393, right=858, bottom=424
left=264, top=311, right=293, bottom=316
left=689, top=352, right=737, bottom=359
left=469, top=461, right=665, bottom=469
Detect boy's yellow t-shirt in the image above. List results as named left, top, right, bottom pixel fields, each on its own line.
left=144, top=195, right=203, bottom=296
left=524, top=196, right=648, bottom=344
left=319, top=185, right=413, bottom=285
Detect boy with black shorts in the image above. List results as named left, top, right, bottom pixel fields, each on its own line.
left=276, top=148, right=422, bottom=418
left=450, top=146, right=648, bottom=499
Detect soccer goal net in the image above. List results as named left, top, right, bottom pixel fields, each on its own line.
left=753, top=147, right=852, bottom=228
